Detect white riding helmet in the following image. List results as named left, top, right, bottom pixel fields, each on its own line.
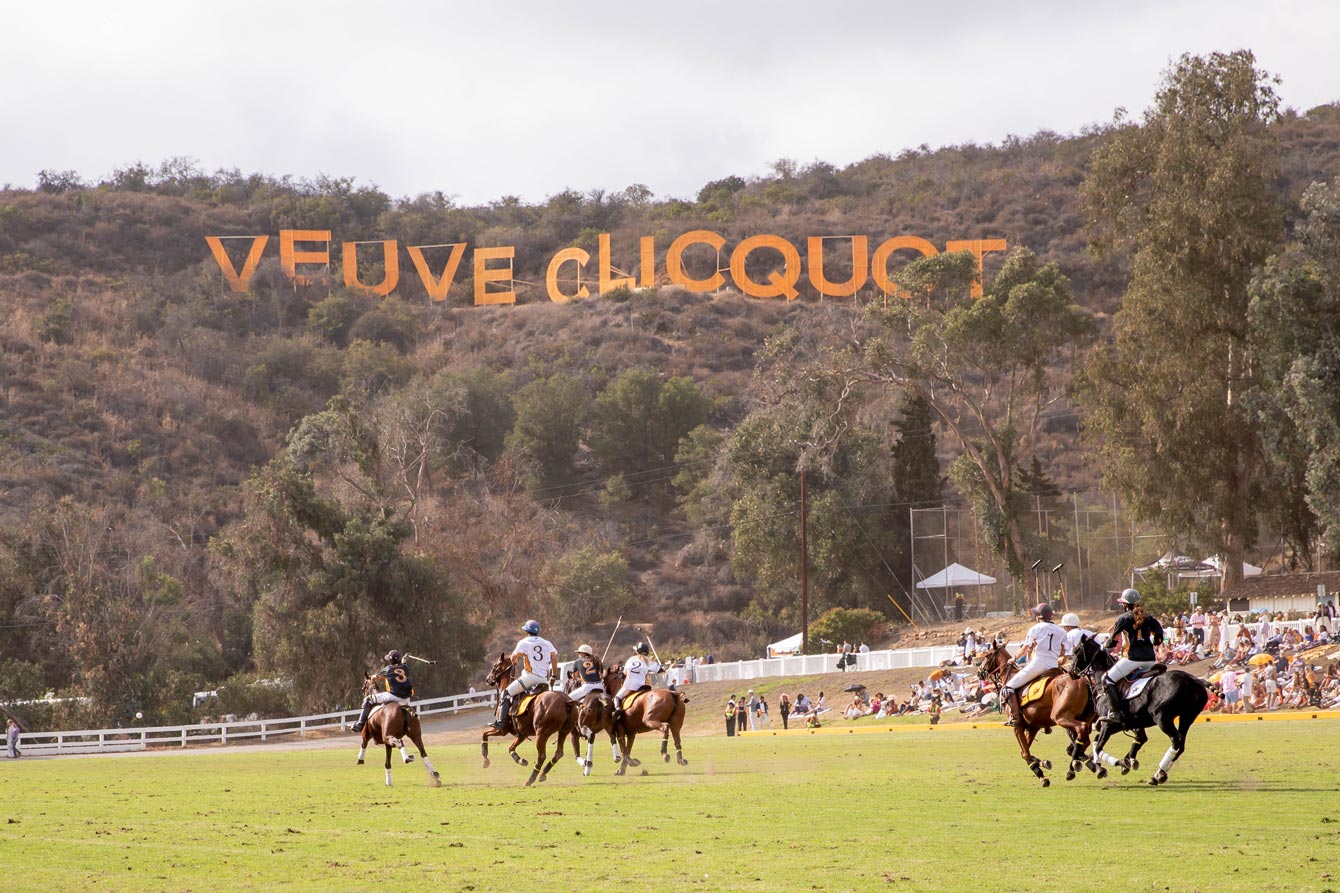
left=1060, top=613, right=1081, bottom=628
left=576, top=644, right=594, bottom=657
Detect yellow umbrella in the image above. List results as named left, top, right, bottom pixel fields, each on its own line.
left=1208, top=672, right=1224, bottom=683
left=1248, top=653, right=1275, bottom=667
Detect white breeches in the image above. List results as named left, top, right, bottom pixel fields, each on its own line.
left=1104, top=658, right=1156, bottom=683
left=569, top=682, right=605, bottom=701
left=506, top=671, right=548, bottom=696
left=369, top=691, right=410, bottom=706
left=1005, top=657, right=1057, bottom=691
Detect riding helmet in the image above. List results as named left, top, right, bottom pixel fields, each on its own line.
left=384, top=649, right=403, bottom=664
left=1119, top=588, right=1141, bottom=606
left=1032, top=602, right=1054, bottom=620
left=634, top=642, right=650, bottom=656
left=576, top=644, right=594, bottom=657
left=522, top=619, right=541, bottom=635
left=1060, top=613, right=1081, bottom=628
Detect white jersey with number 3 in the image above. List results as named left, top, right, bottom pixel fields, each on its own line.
left=1023, top=621, right=1066, bottom=668
left=513, top=635, right=557, bottom=677
left=622, top=656, right=661, bottom=690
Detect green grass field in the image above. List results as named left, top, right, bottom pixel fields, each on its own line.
left=2, top=722, right=1339, bottom=893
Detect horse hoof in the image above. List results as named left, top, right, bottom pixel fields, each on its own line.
left=663, top=754, right=671, bottom=763
left=405, top=754, right=415, bottom=763
left=1039, top=760, right=1052, bottom=771
left=519, top=759, right=528, bottom=766
left=1096, top=766, right=1107, bottom=779
left=1130, top=759, right=1140, bottom=771
left=481, top=758, right=491, bottom=769
left=612, top=755, right=622, bottom=764
left=640, top=769, right=649, bottom=776
left=356, top=759, right=364, bottom=765
left=1041, top=778, right=1050, bottom=787
left=1065, top=770, right=1076, bottom=781
left=1120, top=761, right=1130, bottom=776
left=1147, top=776, right=1160, bottom=786
left=678, top=758, right=688, bottom=767
left=432, top=771, right=441, bottom=780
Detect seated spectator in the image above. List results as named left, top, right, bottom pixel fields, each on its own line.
left=804, top=711, right=821, bottom=729
left=844, top=693, right=867, bottom=720
left=815, top=692, right=829, bottom=714
left=793, top=693, right=812, bottom=715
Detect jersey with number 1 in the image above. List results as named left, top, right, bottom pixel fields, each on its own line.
left=1023, top=621, right=1066, bottom=668
left=513, top=635, right=557, bottom=677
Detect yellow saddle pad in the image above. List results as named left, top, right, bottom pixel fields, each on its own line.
left=516, top=694, right=538, bottom=717
left=620, top=691, right=648, bottom=712
left=1020, top=671, right=1061, bottom=708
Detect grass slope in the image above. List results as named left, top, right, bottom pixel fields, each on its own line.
left=2, top=723, right=1339, bottom=892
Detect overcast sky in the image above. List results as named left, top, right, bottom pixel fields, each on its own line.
left=4, top=1, right=1337, bottom=205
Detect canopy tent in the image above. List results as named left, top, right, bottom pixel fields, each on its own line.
left=767, top=632, right=803, bottom=657
left=1135, top=551, right=1200, bottom=573
left=915, top=562, right=997, bottom=589
left=1202, top=556, right=1264, bottom=577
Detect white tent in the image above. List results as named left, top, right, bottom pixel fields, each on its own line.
left=915, top=562, right=997, bottom=589
left=767, top=632, right=803, bottom=657
left=1202, top=556, right=1264, bottom=577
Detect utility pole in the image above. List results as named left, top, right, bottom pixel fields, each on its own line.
left=800, top=468, right=809, bottom=655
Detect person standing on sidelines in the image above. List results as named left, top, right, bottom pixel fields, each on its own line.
left=746, top=690, right=760, bottom=731
left=5, top=718, right=20, bottom=759
left=724, top=695, right=738, bottom=736
left=1190, top=607, right=1207, bottom=647
left=779, top=693, right=791, bottom=730
left=1001, top=603, right=1067, bottom=727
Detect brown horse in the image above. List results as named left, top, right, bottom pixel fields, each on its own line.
left=977, top=641, right=1100, bottom=786
left=567, top=689, right=639, bottom=777
left=355, top=675, right=442, bottom=787
left=604, top=664, right=689, bottom=775
left=480, top=653, right=577, bottom=786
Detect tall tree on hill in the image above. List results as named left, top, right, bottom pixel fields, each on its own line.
left=1078, top=50, right=1286, bottom=590
left=888, top=393, right=942, bottom=595
left=1248, top=177, right=1340, bottom=563
left=850, top=248, right=1094, bottom=584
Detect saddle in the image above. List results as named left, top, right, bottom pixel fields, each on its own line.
left=1019, top=668, right=1064, bottom=708
left=1118, top=664, right=1166, bottom=699
left=619, top=685, right=653, bottom=712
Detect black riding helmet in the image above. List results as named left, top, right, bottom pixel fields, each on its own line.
left=384, top=650, right=404, bottom=665
left=634, top=642, right=650, bottom=656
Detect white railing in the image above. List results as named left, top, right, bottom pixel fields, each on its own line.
left=15, top=690, right=497, bottom=757
left=689, top=645, right=970, bottom=684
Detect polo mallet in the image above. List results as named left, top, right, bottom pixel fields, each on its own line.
left=636, top=627, right=662, bottom=665
left=403, top=653, right=437, bottom=665
left=1029, top=559, right=1043, bottom=604
left=1051, top=563, right=1069, bottom=612
left=601, top=616, right=624, bottom=663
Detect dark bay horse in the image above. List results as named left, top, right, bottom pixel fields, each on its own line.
left=567, top=688, right=635, bottom=777
left=978, top=641, right=1099, bottom=786
left=480, top=653, right=577, bottom=786
left=1070, top=634, right=1209, bottom=786
left=355, top=675, right=442, bottom=787
left=605, top=664, right=689, bottom=775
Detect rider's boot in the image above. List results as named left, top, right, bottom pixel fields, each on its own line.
left=1102, top=681, right=1129, bottom=724
left=608, top=694, right=624, bottom=726
left=491, top=692, right=513, bottom=731
left=350, top=698, right=372, bottom=733
left=1002, top=687, right=1020, bottom=726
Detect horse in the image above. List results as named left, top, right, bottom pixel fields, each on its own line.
left=1070, top=633, right=1210, bottom=786
left=977, top=640, right=1100, bottom=786
left=355, top=675, right=442, bottom=787
left=480, top=653, right=577, bottom=786
left=604, top=663, right=689, bottom=775
left=567, top=689, right=632, bottom=777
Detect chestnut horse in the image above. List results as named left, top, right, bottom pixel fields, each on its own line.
left=977, top=640, right=1100, bottom=786
left=480, top=653, right=577, bottom=786
left=567, top=689, right=639, bottom=777
left=355, top=675, right=442, bottom=787
left=604, top=664, right=689, bottom=775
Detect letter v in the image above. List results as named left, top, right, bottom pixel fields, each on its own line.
left=206, top=235, right=269, bottom=292
left=407, top=243, right=467, bottom=302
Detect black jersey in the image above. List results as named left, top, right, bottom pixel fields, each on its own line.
left=575, top=656, right=603, bottom=683
left=377, top=663, right=415, bottom=698
left=1107, top=612, right=1164, bottom=662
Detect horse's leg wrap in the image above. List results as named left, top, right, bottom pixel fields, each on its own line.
left=384, top=767, right=393, bottom=786
left=356, top=744, right=366, bottom=764
left=1095, top=748, right=1121, bottom=767
left=1158, top=746, right=1179, bottom=773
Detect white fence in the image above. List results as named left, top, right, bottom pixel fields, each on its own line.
left=15, top=690, right=497, bottom=757
left=688, top=645, right=967, bottom=684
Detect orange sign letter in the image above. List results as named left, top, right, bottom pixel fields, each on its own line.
left=279, top=229, right=332, bottom=286
left=871, top=236, right=939, bottom=297
left=807, top=236, right=869, bottom=298
left=547, top=247, right=591, bottom=303
left=666, top=230, right=726, bottom=292
left=474, top=246, right=516, bottom=306
left=407, top=243, right=467, bottom=303
left=341, top=240, right=400, bottom=296
left=598, top=233, right=635, bottom=294
left=206, top=235, right=269, bottom=292
left=730, top=235, right=802, bottom=300
left=945, top=239, right=1008, bottom=297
